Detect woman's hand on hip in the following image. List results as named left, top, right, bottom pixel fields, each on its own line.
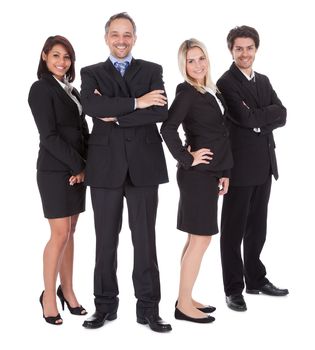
left=188, top=145, right=213, bottom=166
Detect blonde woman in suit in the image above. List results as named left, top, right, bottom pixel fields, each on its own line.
left=161, top=39, right=233, bottom=323
left=28, top=36, right=89, bottom=325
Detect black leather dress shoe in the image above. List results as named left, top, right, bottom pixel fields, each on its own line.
left=137, top=314, right=172, bottom=332
left=246, top=282, right=289, bottom=296
left=175, top=308, right=215, bottom=323
left=82, top=310, right=117, bottom=329
left=226, top=295, right=247, bottom=312
left=175, top=300, right=216, bottom=313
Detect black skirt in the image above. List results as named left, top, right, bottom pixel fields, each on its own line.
left=37, top=171, right=86, bottom=219
left=176, top=167, right=221, bottom=236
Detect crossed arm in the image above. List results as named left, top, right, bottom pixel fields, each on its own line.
left=217, top=77, right=286, bottom=132
left=80, top=65, right=168, bottom=127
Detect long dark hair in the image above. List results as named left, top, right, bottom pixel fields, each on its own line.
left=37, top=35, right=76, bottom=82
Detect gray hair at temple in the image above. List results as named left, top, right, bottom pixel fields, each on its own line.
left=178, top=38, right=217, bottom=94
left=105, top=12, right=137, bottom=34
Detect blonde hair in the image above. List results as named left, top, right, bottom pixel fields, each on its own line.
left=178, top=38, right=217, bottom=94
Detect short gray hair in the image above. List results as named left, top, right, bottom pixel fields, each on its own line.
left=105, top=12, right=136, bottom=34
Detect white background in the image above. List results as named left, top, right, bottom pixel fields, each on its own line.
left=1, top=0, right=314, bottom=349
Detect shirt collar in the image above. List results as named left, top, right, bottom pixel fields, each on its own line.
left=109, top=54, right=132, bottom=66
left=240, top=69, right=255, bottom=81
left=53, top=75, right=73, bottom=92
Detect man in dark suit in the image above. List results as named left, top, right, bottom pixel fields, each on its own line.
left=80, top=12, right=171, bottom=332
left=217, top=25, right=288, bottom=312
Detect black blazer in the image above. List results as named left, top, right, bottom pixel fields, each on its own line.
left=161, top=82, right=233, bottom=175
left=217, top=63, right=286, bottom=186
left=28, top=73, right=89, bottom=175
left=80, top=58, right=169, bottom=188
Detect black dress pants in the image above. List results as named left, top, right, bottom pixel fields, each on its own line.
left=220, top=176, right=272, bottom=296
left=90, top=177, right=161, bottom=317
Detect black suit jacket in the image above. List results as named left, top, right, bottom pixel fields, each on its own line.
left=28, top=73, right=89, bottom=175
left=80, top=58, right=168, bottom=188
left=161, top=81, right=233, bottom=175
left=217, top=63, right=286, bottom=186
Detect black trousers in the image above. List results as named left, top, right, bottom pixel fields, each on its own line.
left=220, top=176, right=272, bottom=296
left=90, top=177, right=161, bottom=317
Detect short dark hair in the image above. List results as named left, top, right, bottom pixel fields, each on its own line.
left=105, top=12, right=136, bottom=34
left=37, top=35, right=76, bottom=82
left=227, top=25, right=260, bottom=51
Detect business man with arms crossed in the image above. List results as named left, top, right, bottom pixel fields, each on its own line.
left=80, top=12, right=171, bottom=332
left=217, top=25, right=288, bottom=312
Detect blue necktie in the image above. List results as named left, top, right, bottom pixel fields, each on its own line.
left=114, top=61, right=129, bottom=76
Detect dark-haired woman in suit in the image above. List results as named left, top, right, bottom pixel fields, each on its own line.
left=161, top=38, right=233, bottom=323
left=28, top=35, right=89, bottom=325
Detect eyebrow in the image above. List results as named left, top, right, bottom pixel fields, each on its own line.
left=186, top=55, right=206, bottom=60
left=110, top=30, right=133, bottom=35
left=234, top=45, right=255, bottom=49
left=51, top=50, right=69, bottom=55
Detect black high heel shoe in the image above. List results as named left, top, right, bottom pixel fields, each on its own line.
left=175, top=300, right=216, bottom=313
left=57, top=285, right=87, bottom=315
left=39, top=291, right=63, bottom=325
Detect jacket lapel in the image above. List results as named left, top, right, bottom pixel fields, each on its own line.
left=216, top=92, right=227, bottom=109
left=42, top=73, right=78, bottom=113
left=204, top=92, right=222, bottom=115
left=124, top=58, right=141, bottom=82
left=103, top=59, right=130, bottom=96
left=230, top=62, right=260, bottom=105
left=215, top=91, right=229, bottom=118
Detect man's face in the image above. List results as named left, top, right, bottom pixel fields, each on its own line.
left=231, top=37, right=257, bottom=73
left=105, top=18, right=136, bottom=59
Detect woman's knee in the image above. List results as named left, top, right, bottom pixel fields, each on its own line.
left=189, top=234, right=211, bottom=251
left=51, top=228, right=70, bottom=246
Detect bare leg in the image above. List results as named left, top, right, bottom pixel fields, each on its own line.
left=177, top=234, right=211, bottom=318
left=180, top=234, right=190, bottom=261
left=42, top=217, right=72, bottom=323
left=179, top=234, right=211, bottom=309
left=59, top=214, right=84, bottom=311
